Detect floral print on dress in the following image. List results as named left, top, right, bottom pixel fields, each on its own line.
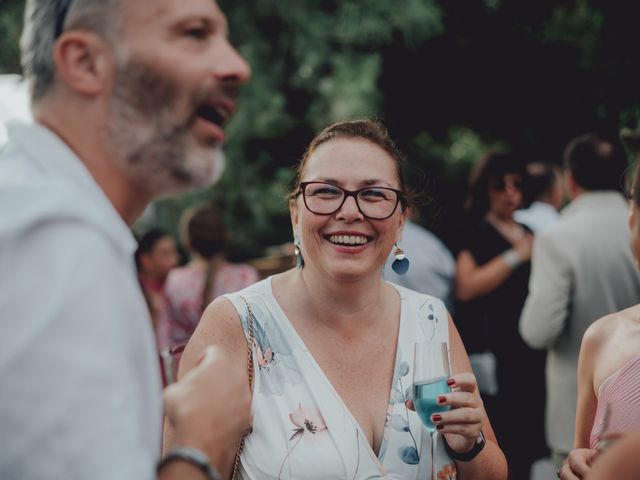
left=437, top=462, right=457, bottom=480
left=242, top=300, right=303, bottom=395
left=279, top=404, right=328, bottom=479
left=385, top=350, right=421, bottom=466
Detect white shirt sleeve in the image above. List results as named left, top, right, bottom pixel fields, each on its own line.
left=0, top=220, right=159, bottom=480
left=519, top=230, right=572, bottom=349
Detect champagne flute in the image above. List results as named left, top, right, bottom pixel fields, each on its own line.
left=413, top=341, right=451, bottom=479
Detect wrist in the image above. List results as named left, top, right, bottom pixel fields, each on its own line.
left=158, top=445, right=222, bottom=480
left=443, top=431, right=486, bottom=462
left=169, top=432, right=226, bottom=472
left=501, top=249, right=522, bottom=269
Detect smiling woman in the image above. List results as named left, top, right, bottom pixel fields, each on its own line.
left=171, top=119, right=508, bottom=480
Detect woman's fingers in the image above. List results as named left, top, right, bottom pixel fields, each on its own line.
left=559, top=448, right=595, bottom=479
left=447, top=372, right=478, bottom=393
left=438, top=390, right=479, bottom=409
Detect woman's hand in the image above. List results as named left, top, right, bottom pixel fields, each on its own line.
left=407, top=373, right=485, bottom=453
left=433, top=372, right=485, bottom=453
left=513, top=232, right=534, bottom=262
left=558, top=448, right=596, bottom=479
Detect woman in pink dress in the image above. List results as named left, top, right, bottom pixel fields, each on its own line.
left=559, top=163, right=640, bottom=479
left=164, top=204, right=259, bottom=346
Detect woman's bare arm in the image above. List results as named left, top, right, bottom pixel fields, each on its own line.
left=163, top=297, right=250, bottom=478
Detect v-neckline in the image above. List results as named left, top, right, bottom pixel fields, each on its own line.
left=266, top=276, right=406, bottom=462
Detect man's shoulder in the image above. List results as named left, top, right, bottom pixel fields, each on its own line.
left=0, top=179, right=102, bottom=238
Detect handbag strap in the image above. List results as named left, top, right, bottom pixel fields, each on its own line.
left=231, top=295, right=256, bottom=479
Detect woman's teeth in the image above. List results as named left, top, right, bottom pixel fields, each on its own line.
left=328, top=235, right=369, bottom=246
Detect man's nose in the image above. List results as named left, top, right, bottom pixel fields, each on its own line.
left=213, top=40, right=251, bottom=85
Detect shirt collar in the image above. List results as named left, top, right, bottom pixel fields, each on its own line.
left=561, top=190, right=627, bottom=218
left=6, top=120, right=137, bottom=255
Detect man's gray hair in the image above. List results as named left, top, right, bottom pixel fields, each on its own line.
left=20, top=0, right=122, bottom=102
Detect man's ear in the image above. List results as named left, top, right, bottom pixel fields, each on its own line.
left=52, top=31, right=114, bottom=96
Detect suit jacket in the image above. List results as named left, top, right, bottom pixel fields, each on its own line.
left=519, top=191, right=640, bottom=453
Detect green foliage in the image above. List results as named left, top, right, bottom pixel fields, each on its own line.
left=3, top=0, right=640, bottom=256
left=540, top=0, right=604, bottom=69
left=150, top=0, right=445, bottom=259
left=0, top=0, right=24, bottom=73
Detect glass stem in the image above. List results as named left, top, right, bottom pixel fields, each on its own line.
left=431, top=430, right=437, bottom=480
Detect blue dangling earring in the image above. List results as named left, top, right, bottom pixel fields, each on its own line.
left=294, top=235, right=304, bottom=269
left=391, top=244, right=409, bottom=275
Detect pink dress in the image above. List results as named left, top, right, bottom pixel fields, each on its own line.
left=590, top=352, right=640, bottom=449
left=164, top=262, right=259, bottom=346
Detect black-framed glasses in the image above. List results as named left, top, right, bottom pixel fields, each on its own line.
left=54, top=0, right=74, bottom=39
left=297, top=181, right=405, bottom=220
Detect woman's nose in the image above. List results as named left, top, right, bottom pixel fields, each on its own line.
left=337, top=195, right=363, bottom=221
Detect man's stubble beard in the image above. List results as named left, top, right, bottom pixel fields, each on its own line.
left=104, top=57, right=225, bottom=198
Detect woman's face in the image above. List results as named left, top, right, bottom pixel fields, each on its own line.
left=291, top=138, right=408, bottom=283
left=487, top=173, right=523, bottom=218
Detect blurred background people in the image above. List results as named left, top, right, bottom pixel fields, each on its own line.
left=514, top=161, right=564, bottom=232
left=454, top=150, right=547, bottom=479
left=135, top=229, right=179, bottom=349
left=383, top=219, right=456, bottom=311
left=164, top=204, right=259, bottom=347
left=520, top=134, right=640, bottom=469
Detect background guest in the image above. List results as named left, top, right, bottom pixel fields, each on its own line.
left=454, top=150, right=547, bottom=479
left=135, top=228, right=179, bottom=349
left=383, top=218, right=456, bottom=311
left=514, top=161, right=564, bottom=232
left=164, top=204, right=259, bottom=347
left=520, top=134, right=640, bottom=470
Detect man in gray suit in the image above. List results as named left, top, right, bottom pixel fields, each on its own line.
left=519, top=134, right=640, bottom=468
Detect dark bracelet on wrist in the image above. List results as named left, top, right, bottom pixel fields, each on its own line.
left=443, top=430, right=486, bottom=462
left=157, top=446, right=221, bottom=480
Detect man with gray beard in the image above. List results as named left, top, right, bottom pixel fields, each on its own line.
left=0, top=1, right=250, bottom=479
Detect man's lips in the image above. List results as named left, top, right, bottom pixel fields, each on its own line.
left=193, top=99, right=236, bottom=143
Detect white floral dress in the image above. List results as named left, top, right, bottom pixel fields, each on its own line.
left=225, top=277, right=457, bottom=480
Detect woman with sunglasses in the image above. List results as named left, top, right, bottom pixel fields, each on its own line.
left=169, top=120, right=507, bottom=479
left=454, top=151, right=547, bottom=479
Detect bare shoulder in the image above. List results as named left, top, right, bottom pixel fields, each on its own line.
left=179, top=296, right=247, bottom=378
left=583, top=306, right=637, bottom=352
left=586, top=304, right=640, bottom=390
left=197, top=296, right=245, bottom=345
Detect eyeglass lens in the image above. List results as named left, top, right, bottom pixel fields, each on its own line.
left=302, top=182, right=400, bottom=219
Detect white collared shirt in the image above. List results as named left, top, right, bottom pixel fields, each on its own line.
left=0, top=122, right=162, bottom=479
left=514, top=201, right=560, bottom=232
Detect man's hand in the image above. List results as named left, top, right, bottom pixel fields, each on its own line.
left=163, top=346, right=251, bottom=472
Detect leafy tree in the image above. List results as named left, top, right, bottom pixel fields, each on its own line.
left=3, top=0, right=640, bottom=257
